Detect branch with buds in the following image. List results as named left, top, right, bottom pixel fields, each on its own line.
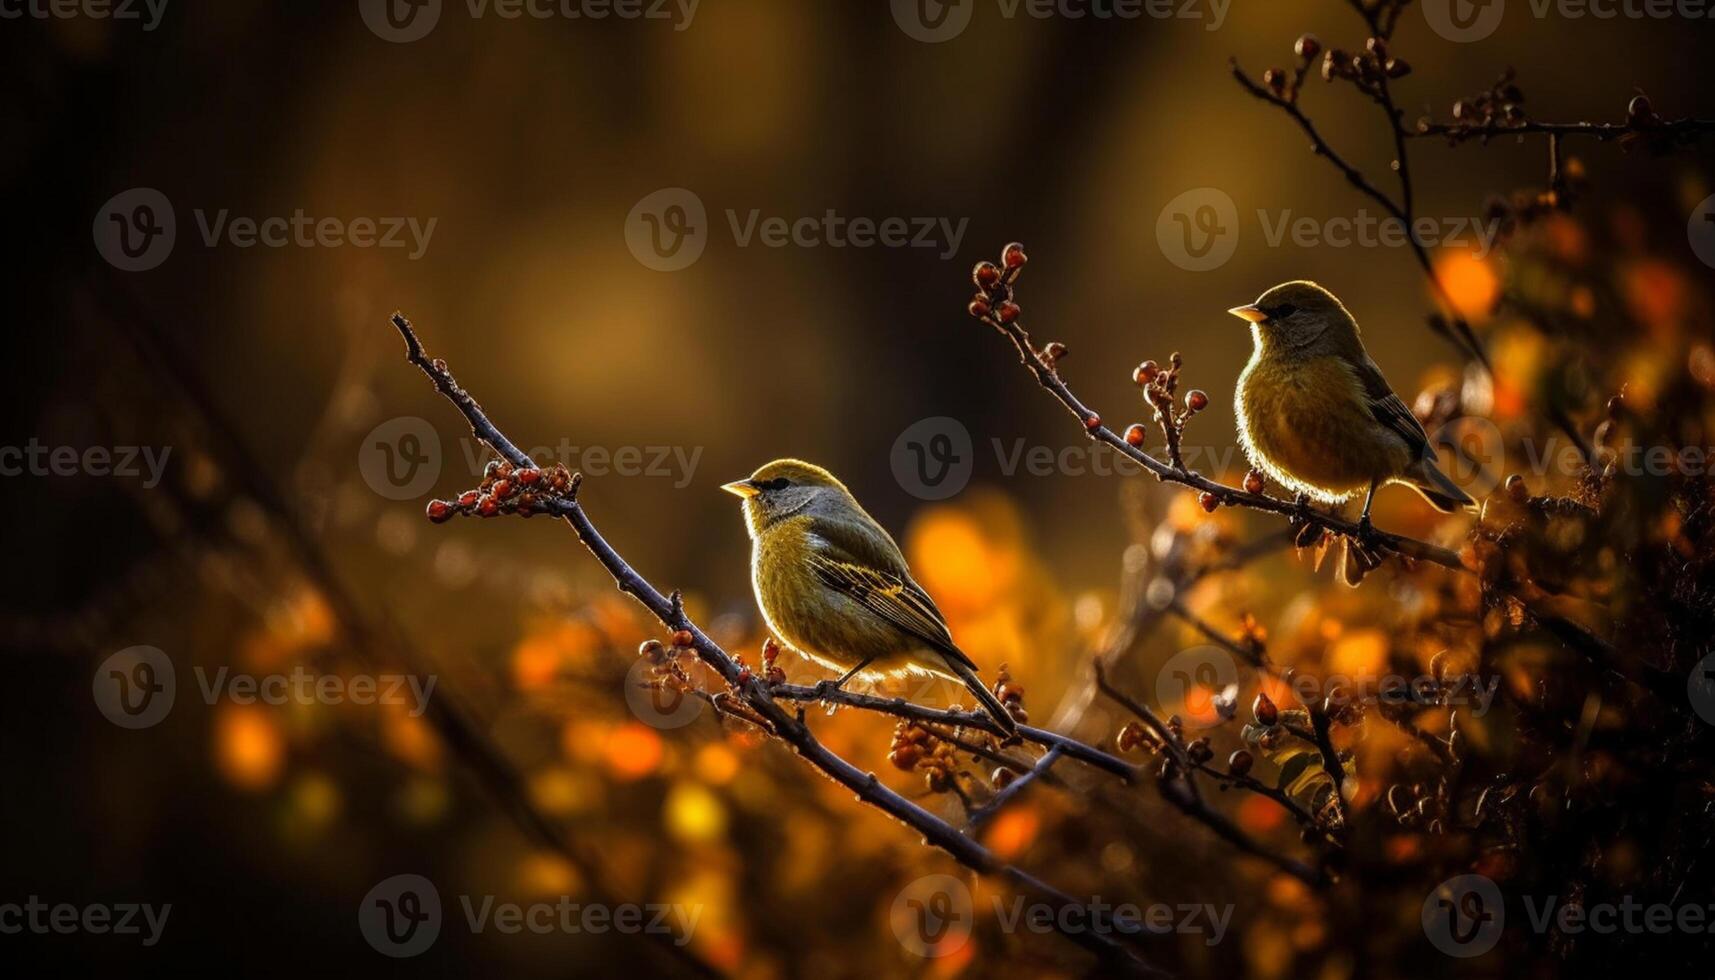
left=395, top=312, right=1198, bottom=976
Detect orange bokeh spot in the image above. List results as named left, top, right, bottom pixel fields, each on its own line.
left=216, top=704, right=284, bottom=792
left=1328, top=629, right=1389, bottom=679
left=604, top=722, right=663, bottom=781
left=983, top=806, right=1039, bottom=860
left=1434, top=250, right=1500, bottom=324
left=1237, top=793, right=1287, bottom=834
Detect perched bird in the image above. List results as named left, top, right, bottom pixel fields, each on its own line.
left=1229, top=281, right=1474, bottom=584
left=722, top=459, right=1017, bottom=734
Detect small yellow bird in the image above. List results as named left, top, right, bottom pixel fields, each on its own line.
left=722, top=459, right=1017, bottom=734
left=1229, top=282, right=1474, bottom=583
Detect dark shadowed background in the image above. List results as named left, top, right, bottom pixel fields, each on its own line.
left=3, top=0, right=1713, bottom=976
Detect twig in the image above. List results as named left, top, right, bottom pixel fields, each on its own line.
left=970, top=746, right=1065, bottom=832
left=1228, top=59, right=1488, bottom=370
left=391, top=313, right=1170, bottom=977
left=1093, top=662, right=1328, bottom=885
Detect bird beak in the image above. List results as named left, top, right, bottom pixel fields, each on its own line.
left=1228, top=304, right=1268, bottom=323
left=721, top=480, right=760, bottom=499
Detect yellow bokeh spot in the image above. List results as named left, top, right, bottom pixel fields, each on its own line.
left=665, top=781, right=728, bottom=843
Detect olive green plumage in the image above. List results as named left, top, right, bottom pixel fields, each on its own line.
left=722, top=459, right=1017, bottom=733
left=1228, top=282, right=1474, bottom=584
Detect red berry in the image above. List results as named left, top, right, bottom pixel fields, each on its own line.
left=1186, top=389, right=1209, bottom=412
left=1001, top=242, right=1027, bottom=269
left=491, top=478, right=513, bottom=499
left=973, top=261, right=1002, bottom=288
left=1199, top=492, right=1219, bottom=513
left=1084, top=414, right=1101, bottom=431
left=1133, top=360, right=1160, bottom=386
left=1228, top=749, right=1254, bottom=776
left=518, top=491, right=538, bottom=516
left=1264, top=68, right=1286, bottom=92
left=671, top=629, right=695, bottom=648
left=477, top=496, right=499, bottom=517
left=1124, top=424, right=1147, bottom=447
left=1253, top=691, right=1279, bottom=726
left=968, top=298, right=991, bottom=318
left=517, top=467, right=541, bottom=486
left=1295, top=33, right=1320, bottom=60
left=426, top=499, right=453, bottom=523
left=1506, top=474, right=1528, bottom=503
left=458, top=490, right=480, bottom=508
left=995, top=301, right=1021, bottom=324
left=1243, top=470, right=1265, bottom=495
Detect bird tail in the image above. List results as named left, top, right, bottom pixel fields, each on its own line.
left=945, top=655, right=1018, bottom=735
left=1403, top=458, right=1477, bottom=513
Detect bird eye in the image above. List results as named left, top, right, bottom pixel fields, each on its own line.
left=1270, top=303, right=1298, bottom=319
left=760, top=477, right=790, bottom=491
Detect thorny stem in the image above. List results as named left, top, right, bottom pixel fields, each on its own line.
left=391, top=313, right=1171, bottom=977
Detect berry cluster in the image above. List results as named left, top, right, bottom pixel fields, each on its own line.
left=966, top=241, right=1028, bottom=325
left=887, top=721, right=960, bottom=793
left=991, top=662, right=1028, bottom=726
left=424, top=459, right=578, bottom=524
left=637, top=634, right=699, bottom=702
left=1125, top=352, right=1206, bottom=477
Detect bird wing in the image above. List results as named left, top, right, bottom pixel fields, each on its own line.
left=1351, top=353, right=1436, bottom=461
left=802, top=520, right=978, bottom=673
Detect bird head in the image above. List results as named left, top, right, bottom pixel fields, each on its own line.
left=722, top=458, right=855, bottom=537
left=1228, top=281, right=1358, bottom=352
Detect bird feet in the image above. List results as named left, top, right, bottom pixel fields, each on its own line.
left=1354, top=513, right=1381, bottom=549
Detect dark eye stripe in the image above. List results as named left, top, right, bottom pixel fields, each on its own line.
left=1269, top=303, right=1298, bottom=319
left=760, top=477, right=790, bottom=491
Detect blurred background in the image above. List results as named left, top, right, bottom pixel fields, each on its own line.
left=3, top=1, right=1713, bottom=976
